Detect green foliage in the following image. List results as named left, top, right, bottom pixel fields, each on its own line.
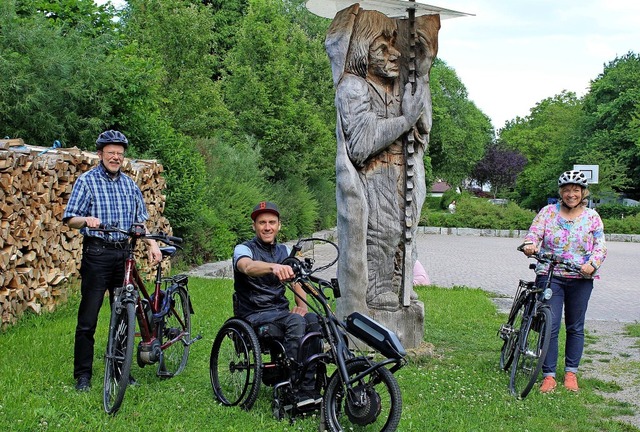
left=596, top=203, right=640, bottom=219
left=601, top=213, right=640, bottom=235
left=580, top=52, right=640, bottom=197
left=429, top=59, right=494, bottom=187
left=500, top=91, right=583, bottom=210
left=439, top=188, right=460, bottom=210
left=423, top=194, right=536, bottom=230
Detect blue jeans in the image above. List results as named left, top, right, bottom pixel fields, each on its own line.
left=536, top=275, right=594, bottom=377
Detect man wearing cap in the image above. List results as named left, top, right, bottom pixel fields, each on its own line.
left=233, top=201, right=321, bottom=408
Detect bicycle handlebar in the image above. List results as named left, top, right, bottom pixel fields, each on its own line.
left=90, top=223, right=184, bottom=248
left=517, top=243, right=583, bottom=274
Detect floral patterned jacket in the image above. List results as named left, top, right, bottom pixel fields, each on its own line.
left=524, top=203, right=607, bottom=278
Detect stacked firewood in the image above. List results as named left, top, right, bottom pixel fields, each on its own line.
left=0, top=138, right=172, bottom=328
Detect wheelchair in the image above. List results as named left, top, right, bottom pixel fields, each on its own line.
left=209, top=294, right=326, bottom=419
left=210, top=238, right=407, bottom=430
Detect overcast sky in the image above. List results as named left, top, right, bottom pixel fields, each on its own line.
left=434, top=0, right=640, bottom=129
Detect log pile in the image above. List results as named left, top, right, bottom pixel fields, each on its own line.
left=0, top=138, right=172, bottom=328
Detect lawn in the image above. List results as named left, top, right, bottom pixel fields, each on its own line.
left=0, top=278, right=637, bottom=432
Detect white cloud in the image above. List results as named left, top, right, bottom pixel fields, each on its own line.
left=433, top=0, right=640, bottom=129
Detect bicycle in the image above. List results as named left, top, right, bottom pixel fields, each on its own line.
left=91, top=223, right=202, bottom=414
left=209, top=238, right=406, bottom=431
left=498, top=243, right=583, bottom=399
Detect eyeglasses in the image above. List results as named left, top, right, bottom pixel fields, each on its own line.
left=103, top=151, right=125, bottom=158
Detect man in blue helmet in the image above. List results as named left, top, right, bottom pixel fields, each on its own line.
left=63, top=130, right=162, bottom=391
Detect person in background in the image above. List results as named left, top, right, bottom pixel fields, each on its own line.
left=522, top=170, right=607, bottom=393
left=448, top=199, right=457, bottom=214
left=233, top=201, right=322, bottom=409
left=63, top=130, right=162, bottom=391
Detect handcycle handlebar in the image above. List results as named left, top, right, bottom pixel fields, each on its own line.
left=89, top=223, right=184, bottom=249
left=517, top=243, right=583, bottom=274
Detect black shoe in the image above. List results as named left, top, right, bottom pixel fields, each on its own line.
left=128, top=375, right=139, bottom=387
left=295, top=390, right=322, bottom=408
left=75, top=375, right=91, bottom=392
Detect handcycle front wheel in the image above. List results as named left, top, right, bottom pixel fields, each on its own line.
left=103, top=300, right=136, bottom=414
left=323, top=358, right=402, bottom=432
left=210, top=319, right=262, bottom=410
left=158, top=287, right=191, bottom=377
left=499, top=294, right=526, bottom=371
left=509, top=305, right=552, bottom=399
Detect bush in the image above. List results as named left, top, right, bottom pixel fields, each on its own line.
left=421, top=195, right=536, bottom=230
left=595, top=203, right=640, bottom=219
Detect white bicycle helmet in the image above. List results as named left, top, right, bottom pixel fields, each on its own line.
left=558, top=170, right=588, bottom=188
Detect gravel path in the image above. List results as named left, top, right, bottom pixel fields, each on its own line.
left=582, top=320, right=640, bottom=428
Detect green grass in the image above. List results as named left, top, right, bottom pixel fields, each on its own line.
left=1, top=281, right=638, bottom=431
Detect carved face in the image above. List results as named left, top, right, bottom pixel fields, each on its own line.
left=368, top=33, right=400, bottom=80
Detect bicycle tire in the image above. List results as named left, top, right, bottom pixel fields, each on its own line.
left=210, top=319, right=262, bottom=410
left=323, top=358, right=402, bottom=432
left=509, top=306, right=552, bottom=399
left=499, top=293, right=527, bottom=370
left=103, top=300, right=136, bottom=414
left=158, top=287, right=191, bottom=377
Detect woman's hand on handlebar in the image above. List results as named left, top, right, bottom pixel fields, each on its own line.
left=580, top=262, right=596, bottom=277
left=519, top=242, right=537, bottom=256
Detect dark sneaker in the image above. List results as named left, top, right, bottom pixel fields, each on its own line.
left=129, top=375, right=139, bottom=387
left=75, top=375, right=91, bottom=392
left=295, top=390, right=322, bottom=408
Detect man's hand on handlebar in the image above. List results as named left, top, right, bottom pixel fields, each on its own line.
left=272, top=263, right=295, bottom=282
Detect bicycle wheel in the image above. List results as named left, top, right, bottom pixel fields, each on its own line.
left=158, top=287, right=191, bottom=377
left=210, top=319, right=262, bottom=410
left=103, top=300, right=136, bottom=414
left=323, top=358, right=402, bottom=432
left=509, top=306, right=552, bottom=399
left=499, top=294, right=527, bottom=371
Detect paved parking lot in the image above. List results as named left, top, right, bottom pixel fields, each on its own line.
left=416, top=234, right=638, bottom=323
left=189, top=232, right=639, bottom=323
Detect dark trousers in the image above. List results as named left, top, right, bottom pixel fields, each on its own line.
left=245, top=309, right=322, bottom=390
left=74, top=242, right=127, bottom=380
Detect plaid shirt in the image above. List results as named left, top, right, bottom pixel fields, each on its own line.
left=63, top=163, right=149, bottom=242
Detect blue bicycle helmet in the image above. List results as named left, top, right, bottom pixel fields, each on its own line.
left=96, top=130, right=129, bottom=150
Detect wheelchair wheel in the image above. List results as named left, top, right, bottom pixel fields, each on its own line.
left=210, top=319, right=262, bottom=410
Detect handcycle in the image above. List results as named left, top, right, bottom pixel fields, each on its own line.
left=209, top=238, right=407, bottom=431
left=498, top=243, right=583, bottom=399
left=91, top=223, right=202, bottom=414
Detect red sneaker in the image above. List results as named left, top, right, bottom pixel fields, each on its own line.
left=564, top=372, right=579, bottom=392
left=539, top=376, right=557, bottom=393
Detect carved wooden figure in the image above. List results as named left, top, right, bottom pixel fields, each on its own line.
left=325, top=4, right=440, bottom=347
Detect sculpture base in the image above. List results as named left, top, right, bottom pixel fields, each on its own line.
left=368, top=301, right=424, bottom=350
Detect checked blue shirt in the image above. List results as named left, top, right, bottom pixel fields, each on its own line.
left=63, top=163, right=149, bottom=242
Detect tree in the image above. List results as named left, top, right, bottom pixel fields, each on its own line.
left=579, top=52, right=640, bottom=199
left=499, top=91, right=583, bottom=209
left=429, top=59, right=494, bottom=187
left=472, top=144, right=526, bottom=198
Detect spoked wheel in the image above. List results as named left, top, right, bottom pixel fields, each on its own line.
left=499, top=294, right=526, bottom=370
left=210, top=319, right=262, bottom=410
left=103, top=300, right=136, bottom=414
left=158, top=287, right=191, bottom=377
left=323, top=359, right=402, bottom=432
left=509, top=306, right=552, bottom=399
